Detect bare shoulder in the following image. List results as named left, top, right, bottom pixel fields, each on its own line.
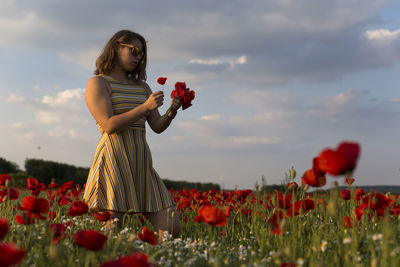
left=86, top=75, right=111, bottom=95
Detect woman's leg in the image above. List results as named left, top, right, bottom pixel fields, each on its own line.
left=142, top=206, right=181, bottom=238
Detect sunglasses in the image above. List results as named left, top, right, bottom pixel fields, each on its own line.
left=119, top=43, right=145, bottom=57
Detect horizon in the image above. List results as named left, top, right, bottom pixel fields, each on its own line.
left=1, top=0, right=399, bottom=189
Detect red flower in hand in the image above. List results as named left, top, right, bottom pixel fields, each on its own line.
left=72, top=230, right=108, bottom=251
left=0, top=243, right=26, bottom=266
left=171, top=81, right=195, bottom=110
left=157, top=77, right=167, bottom=85
left=138, top=227, right=158, bottom=245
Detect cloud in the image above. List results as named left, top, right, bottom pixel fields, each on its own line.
left=390, top=98, right=400, bottom=103
left=6, top=94, right=25, bottom=104
left=365, top=29, right=400, bottom=43
left=229, top=136, right=280, bottom=146
left=189, top=55, right=247, bottom=69
left=35, top=111, right=60, bottom=124
left=41, top=88, right=85, bottom=108
left=0, top=0, right=395, bottom=86
left=199, top=114, right=221, bottom=121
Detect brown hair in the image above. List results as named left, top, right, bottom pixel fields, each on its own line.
left=94, top=30, right=147, bottom=83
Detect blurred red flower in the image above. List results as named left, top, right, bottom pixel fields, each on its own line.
left=340, top=190, right=351, bottom=200
left=0, top=188, right=19, bottom=202
left=0, top=218, right=9, bottom=240
left=287, top=182, right=298, bottom=191
left=343, top=216, right=354, bottom=227
left=67, top=201, right=89, bottom=217
left=198, top=205, right=227, bottom=226
left=0, top=243, right=26, bottom=267
left=316, top=141, right=360, bottom=176
left=19, top=196, right=49, bottom=220
left=301, top=169, right=326, bottom=187
left=49, top=223, right=66, bottom=244
left=345, top=177, right=355, bottom=186
left=93, top=211, right=111, bottom=222
left=157, top=77, right=167, bottom=85
left=100, top=251, right=154, bottom=267
left=354, top=188, right=365, bottom=201
left=15, top=212, right=35, bottom=225
left=72, top=230, right=108, bottom=251
left=362, top=193, right=391, bottom=210
left=26, top=177, right=46, bottom=196
left=138, top=227, right=158, bottom=246
left=0, top=174, right=11, bottom=186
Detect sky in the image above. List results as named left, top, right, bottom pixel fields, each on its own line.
left=0, top=0, right=399, bottom=190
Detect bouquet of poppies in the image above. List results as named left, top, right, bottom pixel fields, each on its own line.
left=157, top=77, right=195, bottom=110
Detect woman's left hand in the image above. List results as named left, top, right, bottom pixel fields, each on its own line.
left=170, top=95, right=182, bottom=111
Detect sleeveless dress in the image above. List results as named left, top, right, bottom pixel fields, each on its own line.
left=82, top=75, right=175, bottom=213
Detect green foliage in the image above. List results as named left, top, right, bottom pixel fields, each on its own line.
left=8, top=172, right=29, bottom=187
left=163, top=178, right=220, bottom=191
left=24, top=158, right=89, bottom=185
left=0, top=156, right=21, bottom=173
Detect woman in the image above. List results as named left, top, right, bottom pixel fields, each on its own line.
left=82, top=29, right=181, bottom=238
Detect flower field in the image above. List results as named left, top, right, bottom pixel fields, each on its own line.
left=1, top=141, right=400, bottom=266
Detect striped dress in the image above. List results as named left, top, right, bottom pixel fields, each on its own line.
left=83, top=75, right=175, bottom=213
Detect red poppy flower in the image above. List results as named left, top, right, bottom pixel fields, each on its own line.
left=198, top=205, right=227, bottom=226
left=301, top=169, right=326, bottom=187
left=100, top=251, right=153, bottom=267
left=49, top=223, right=66, bottom=244
left=269, top=210, right=284, bottom=235
left=354, top=188, right=365, bottom=201
left=0, top=188, right=20, bottom=202
left=343, top=216, right=354, bottom=227
left=67, top=201, right=89, bottom=217
left=72, top=230, right=108, bottom=251
left=0, top=243, right=26, bottom=267
left=193, top=215, right=202, bottom=223
left=0, top=218, right=9, bottom=240
left=171, top=81, right=195, bottom=110
left=26, top=177, right=46, bottom=196
left=138, top=227, right=158, bottom=245
left=93, top=211, right=111, bottom=222
left=362, top=193, right=391, bottom=210
left=277, top=193, right=292, bottom=209
left=316, top=141, right=361, bottom=176
left=0, top=174, right=11, bottom=186
left=49, top=211, right=57, bottom=221
left=345, top=177, right=355, bottom=186
left=157, top=77, right=167, bottom=85
left=287, top=182, right=298, bottom=191
left=15, top=212, right=35, bottom=225
left=340, top=190, right=351, bottom=200
left=19, top=196, right=49, bottom=218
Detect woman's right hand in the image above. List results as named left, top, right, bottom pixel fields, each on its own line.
left=144, top=91, right=164, bottom=111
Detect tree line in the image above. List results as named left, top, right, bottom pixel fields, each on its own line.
left=0, top=156, right=220, bottom=190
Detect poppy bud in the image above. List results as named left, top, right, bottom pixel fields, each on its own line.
left=290, top=167, right=296, bottom=179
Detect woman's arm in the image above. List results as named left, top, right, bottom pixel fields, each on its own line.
left=85, top=76, right=163, bottom=134
left=143, top=82, right=181, bottom=134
